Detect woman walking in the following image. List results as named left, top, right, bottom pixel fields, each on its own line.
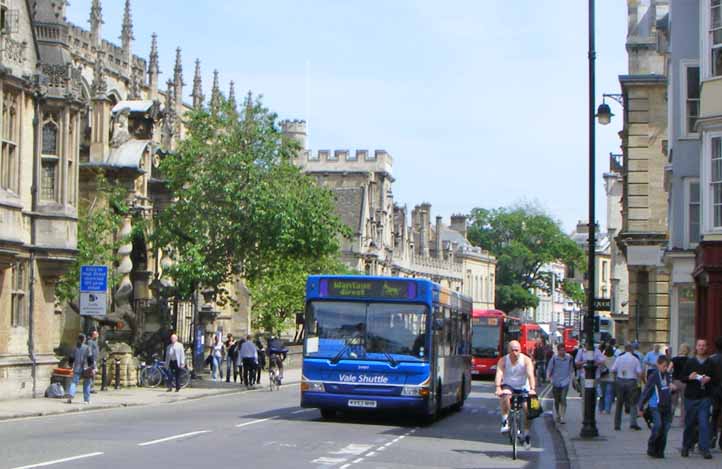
left=599, top=345, right=616, bottom=414
left=67, top=334, right=94, bottom=404
left=211, top=335, right=224, bottom=381
left=671, top=343, right=690, bottom=425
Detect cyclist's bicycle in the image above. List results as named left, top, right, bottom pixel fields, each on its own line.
left=268, top=354, right=283, bottom=391
left=140, top=358, right=191, bottom=389
left=504, top=390, right=528, bottom=460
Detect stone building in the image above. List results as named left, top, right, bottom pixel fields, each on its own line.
left=284, top=120, right=496, bottom=309
left=616, top=0, right=670, bottom=350
left=604, top=153, right=629, bottom=342
left=660, top=0, right=699, bottom=353
left=0, top=0, right=248, bottom=399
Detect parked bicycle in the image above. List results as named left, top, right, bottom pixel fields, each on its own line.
left=504, top=390, right=528, bottom=460
left=140, top=357, right=190, bottom=389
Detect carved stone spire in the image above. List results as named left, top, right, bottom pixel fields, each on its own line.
left=91, top=50, right=107, bottom=98
left=148, top=33, right=159, bottom=95
left=162, top=79, right=176, bottom=148
left=210, top=70, right=221, bottom=113
left=121, top=0, right=134, bottom=56
left=173, top=47, right=184, bottom=107
left=129, top=67, right=142, bottom=100
left=228, top=81, right=237, bottom=114
left=89, top=0, right=103, bottom=46
left=191, top=59, right=204, bottom=109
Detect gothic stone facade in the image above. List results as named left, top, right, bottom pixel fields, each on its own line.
left=0, top=0, right=247, bottom=399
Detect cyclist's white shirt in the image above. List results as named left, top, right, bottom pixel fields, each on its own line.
left=502, top=355, right=529, bottom=390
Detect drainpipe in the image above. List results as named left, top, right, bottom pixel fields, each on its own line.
left=28, top=91, right=42, bottom=398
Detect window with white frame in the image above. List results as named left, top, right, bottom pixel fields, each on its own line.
left=688, top=179, right=701, bottom=245
left=712, top=137, right=722, bottom=227
left=712, top=0, right=722, bottom=76
left=1, top=87, right=20, bottom=193
left=684, top=65, right=700, bottom=135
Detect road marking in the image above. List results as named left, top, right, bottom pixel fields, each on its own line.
left=352, top=458, right=364, bottom=463
left=340, top=465, right=351, bottom=469
left=292, top=409, right=315, bottom=414
left=330, top=444, right=373, bottom=455
left=138, top=430, right=210, bottom=446
left=236, top=417, right=275, bottom=428
left=311, top=456, right=348, bottom=465
left=11, top=452, right=105, bottom=469
left=366, top=451, right=377, bottom=457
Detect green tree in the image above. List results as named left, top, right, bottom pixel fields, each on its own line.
left=56, top=171, right=130, bottom=313
left=467, top=205, right=584, bottom=314
left=249, top=256, right=353, bottom=335
left=154, top=94, right=349, bottom=306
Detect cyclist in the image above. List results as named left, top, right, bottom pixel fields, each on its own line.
left=268, top=337, right=288, bottom=383
left=495, top=340, right=537, bottom=449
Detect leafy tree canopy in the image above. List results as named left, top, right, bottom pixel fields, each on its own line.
left=467, top=204, right=584, bottom=314
left=56, top=171, right=129, bottom=312
left=154, top=94, right=349, bottom=304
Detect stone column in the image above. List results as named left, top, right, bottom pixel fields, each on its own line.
left=114, top=215, right=134, bottom=322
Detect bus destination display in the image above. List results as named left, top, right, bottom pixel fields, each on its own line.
left=320, top=279, right=416, bottom=299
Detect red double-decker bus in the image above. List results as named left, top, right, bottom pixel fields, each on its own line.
left=519, top=322, right=543, bottom=356
left=562, top=327, right=579, bottom=353
left=471, top=310, right=522, bottom=377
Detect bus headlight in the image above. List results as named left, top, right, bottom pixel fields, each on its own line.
left=301, top=381, right=325, bottom=393
left=401, top=386, right=430, bottom=397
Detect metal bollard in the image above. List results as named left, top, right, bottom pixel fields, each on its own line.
left=114, top=358, right=121, bottom=390
left=101, top=357, right=107, bottom=391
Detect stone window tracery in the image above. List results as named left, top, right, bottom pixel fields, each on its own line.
left=11, top=260, right=27, bottom=327
left=41, top=115, right=60, bottom=202
left=1, top=87, right=20, bottom=193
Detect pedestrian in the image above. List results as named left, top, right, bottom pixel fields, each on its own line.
left=534, top=338, right=547, bottom=384
left=671, top=343, right=690, bottom=426
left=574, top=342, right=605, bottom=402
left=681, top=338, right=715, bottom=459
left=210, top=335, right=224, bottom=381
left=644, top=344, right=662, bottom=378
left=255, top=338, right=266, bottom=386
left=234, top=337, right=246, bottom=383
left=165, top=333, right=185, bottom=392
left=710, top=336, right=722, bottom=451
left=87, top=329, right=100, bottom=393
left=547, top=343, right=573, bottom=423
left=611, top=343, right=643, bottom=431
left=224, top=334, right=235, bottom=383
left=240, top=335, right=258, bottom=388
left=639, top=355, right=675, bottom=459
left=599, top=345, right=616, bottom=414
left=67, top=333, right=94, bottom=404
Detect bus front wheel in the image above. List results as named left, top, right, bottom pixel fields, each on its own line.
left=320, top=409, right=336, bottom=419
left=451, top=376, right=465, bottom=412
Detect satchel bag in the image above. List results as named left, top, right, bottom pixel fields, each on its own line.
left=82, top=367, right=96, bottom=379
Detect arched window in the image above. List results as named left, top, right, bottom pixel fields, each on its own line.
left=1, top=88, right=20, bottom=192
left=41, top=116, right=60, bottom=202
left=42, top=121, right=58, bottom=155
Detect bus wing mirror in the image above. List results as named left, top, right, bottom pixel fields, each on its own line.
left=433, top=318, right=445, bottom=331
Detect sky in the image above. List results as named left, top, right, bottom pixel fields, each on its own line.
left=65, top=1, right=629, bottom=233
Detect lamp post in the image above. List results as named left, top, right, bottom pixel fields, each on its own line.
left=580, top=0, right=599, bottom=439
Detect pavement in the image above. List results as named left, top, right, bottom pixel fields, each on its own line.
left=0, top=379, right=564, bottom=469
left=549, top=384, right=722, bottom=469
left=0, top=367, right=302, bottom=421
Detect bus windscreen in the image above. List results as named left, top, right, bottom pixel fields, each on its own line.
left=471, top=317, right=501, bottom=358
left=306, top=301, right=428, bottom=362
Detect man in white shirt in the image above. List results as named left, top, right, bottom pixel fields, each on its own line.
left=611, top=343, right=643, bottom=431
left=239, top=335, right=258, bottom=388
left=165, top=334, right=186, bottom=392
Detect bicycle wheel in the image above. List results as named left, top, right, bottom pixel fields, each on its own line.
left=510, top=412, right=518, bottom=460
left=143, top=367, right=162, bottom=388
left=178, top=368, right=191, bottom=388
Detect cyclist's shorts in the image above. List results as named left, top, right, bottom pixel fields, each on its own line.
left=501, top=384, right=528, bottom=394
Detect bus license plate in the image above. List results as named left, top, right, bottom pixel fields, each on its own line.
left=348, top=399, right=377, bottom=408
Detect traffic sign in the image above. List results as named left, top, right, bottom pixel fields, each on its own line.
left=80, top=265, right=108, bottom=316
left=593, top=298, right=611, bottom=311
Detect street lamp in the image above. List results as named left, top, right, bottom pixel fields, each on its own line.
left=581, top=0, right=599, bottom=439
left=597, top=94, right=623, bottom=126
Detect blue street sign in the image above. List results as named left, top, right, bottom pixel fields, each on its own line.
left=80, top=265, right=108, bottom=292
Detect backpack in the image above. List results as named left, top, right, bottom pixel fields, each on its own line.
left=45, top=382, right=65, bottom=398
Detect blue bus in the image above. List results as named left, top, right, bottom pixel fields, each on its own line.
left=300, top=275, right=472, bottom=422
